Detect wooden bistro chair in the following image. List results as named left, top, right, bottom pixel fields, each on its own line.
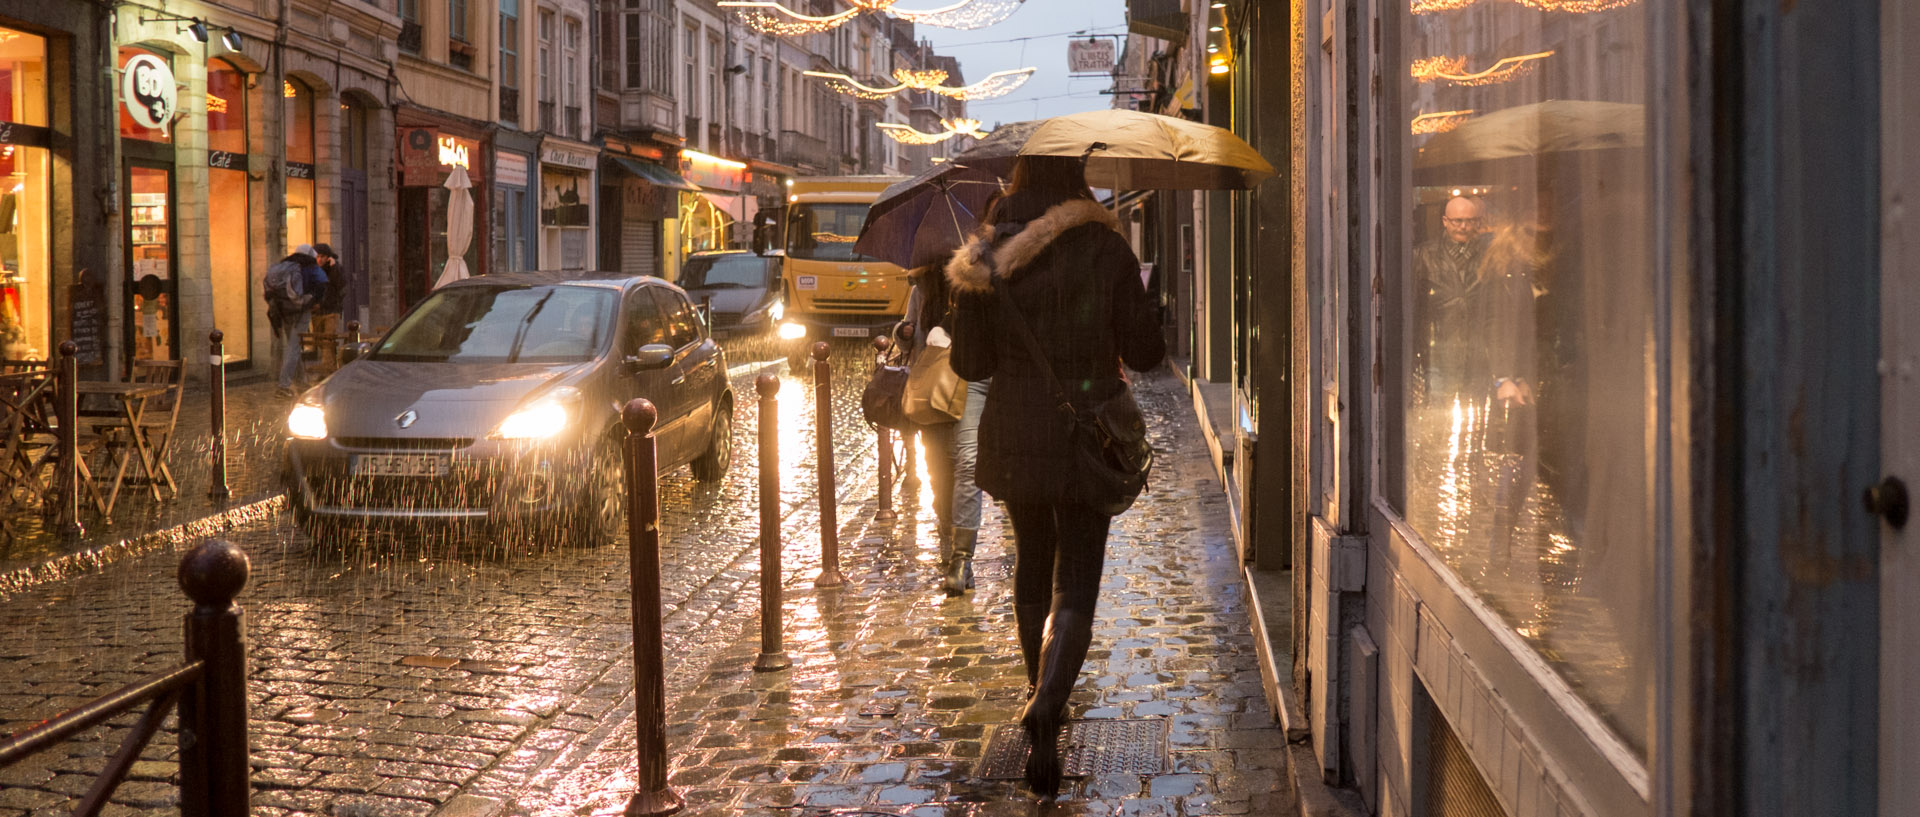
left=79, top=360, right=184, bottom=514
left=123, top=360, right=185, bottom=497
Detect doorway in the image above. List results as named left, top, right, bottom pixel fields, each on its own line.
left=123, top=162, right=176, bottom=364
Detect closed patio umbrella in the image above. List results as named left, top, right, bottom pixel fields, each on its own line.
left=435, top=166, right=474, bottom=290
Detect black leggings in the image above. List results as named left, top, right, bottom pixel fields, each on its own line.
left=1005, top=501, right=1112, bottom=615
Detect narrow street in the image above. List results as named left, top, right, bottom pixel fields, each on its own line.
left=0, top=346, right=1287, bottom=816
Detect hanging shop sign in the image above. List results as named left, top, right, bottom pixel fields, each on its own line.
left=121, top=53, right=178, bottom=135
left=1067, top=37, right=1116, bottom=75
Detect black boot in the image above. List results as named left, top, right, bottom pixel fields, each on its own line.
left=943, top=527, right=977, bottom=595
left=1021, top=608, right=1092, bottom=798
left=1015, top=602, right=1048, bottom=693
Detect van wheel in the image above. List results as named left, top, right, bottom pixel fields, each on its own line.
left=690, top=403, right=733, bottom=481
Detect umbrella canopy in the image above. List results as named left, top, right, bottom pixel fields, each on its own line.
left=853, top=162, right=1004, bottom=269
left=1414, top=100, right=1643, bottom=168
left=954, top=109, right=1275, bottom=190
left=435, top=166, right=475, bottom=290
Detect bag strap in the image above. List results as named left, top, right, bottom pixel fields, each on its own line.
left=990, top=276, right=1077, bottom=420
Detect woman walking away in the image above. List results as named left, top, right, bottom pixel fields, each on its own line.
left=945, top=155, right=1166, bottom=796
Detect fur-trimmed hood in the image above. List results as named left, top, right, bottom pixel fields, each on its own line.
left=945, top=198, right=1120, bottom=294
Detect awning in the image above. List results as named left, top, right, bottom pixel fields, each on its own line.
left=610, top=156, right=699, bottom=192
left=700, top=191, right=757, bottom=225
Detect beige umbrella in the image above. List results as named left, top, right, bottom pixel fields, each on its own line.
left=953, top=109, right=1275, bottom=190
left=434, top=166, right=475, bottom=289
left=1414, top=100, right=1644, bottom=168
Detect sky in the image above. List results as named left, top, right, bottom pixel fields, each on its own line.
left=914, top=0, right=1130, bottom=128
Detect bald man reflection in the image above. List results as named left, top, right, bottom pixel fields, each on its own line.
left=1412, top=195, right=1494, bottom=401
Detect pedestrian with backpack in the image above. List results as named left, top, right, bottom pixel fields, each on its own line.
left=264, top=244, right=328, bottom=397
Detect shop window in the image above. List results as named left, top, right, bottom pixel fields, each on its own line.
left=0, top=26, right=50, bottom=358
left=284, top=77, right=315, bottom=249
left=207, top=60, right=252, bottom=362
left=500, top=0, right=520, bottom=124
left=1391, top=0, right=1653, bottom=754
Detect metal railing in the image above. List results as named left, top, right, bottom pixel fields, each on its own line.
left=0, top=540, right=252, bottom=817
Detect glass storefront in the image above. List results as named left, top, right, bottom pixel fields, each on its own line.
left=1392, top=0, right=1652, bottom=753
left=207, top=60, right=251, bottom=361
left=120, top=45, right=175, bottom=364
left=541, top=166, right=588, bottom=269
left=285, top=77, right=316, bottom=249
left=0, top=26, right=49, bottom=359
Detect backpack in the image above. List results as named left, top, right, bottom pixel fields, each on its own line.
left=264, top=259, right=307, bottom=308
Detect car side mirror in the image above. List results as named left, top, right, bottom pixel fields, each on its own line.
left=341, top=341, right=372, bottom=365
left=625, top=343, right=674, bottom=371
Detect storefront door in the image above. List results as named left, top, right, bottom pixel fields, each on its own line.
left=1880, top=0, right=1918, bottom=811
left=123, top=161, right=176, bottom=364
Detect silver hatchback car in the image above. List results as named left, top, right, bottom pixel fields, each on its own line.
left=284, top=272, right=734, bottom=543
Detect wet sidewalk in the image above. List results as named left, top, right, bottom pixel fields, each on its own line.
left=515, top=367, right=1292, bottom=816
left=0, top=374, right=290, bottom=596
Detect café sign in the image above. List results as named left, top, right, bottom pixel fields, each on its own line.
left=121, top=53, right=177, bottom=135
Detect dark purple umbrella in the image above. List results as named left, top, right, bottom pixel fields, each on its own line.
left=853, top=162, right=1004, bottom=269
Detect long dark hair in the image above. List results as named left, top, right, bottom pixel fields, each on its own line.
left=985, top=155, right=1095, bottom=227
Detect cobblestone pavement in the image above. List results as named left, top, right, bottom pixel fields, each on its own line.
left=0, top=355, right=1291, bottom=816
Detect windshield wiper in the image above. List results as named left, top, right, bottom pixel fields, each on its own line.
left=506, top=290, right=557, bottom=363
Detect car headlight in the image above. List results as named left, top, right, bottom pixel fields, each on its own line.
left=287, top=400, right=328, bottom=440
left=778, top=321, right=807, bottom=340
left=492, top=389, right=578, bottom=440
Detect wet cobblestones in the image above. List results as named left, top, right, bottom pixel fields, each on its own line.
left=0, top=355, right=1291, bottom=815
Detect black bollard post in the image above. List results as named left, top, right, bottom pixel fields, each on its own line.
left=753, top=373, right=791, bottom=671
left=872, top=336, right=895, bottom=522
left=56, top=341, right=81, bottom=537
left=342, top=321, right=362, bottom=365
left=812, top=342, right=844, bottom=588
left=620, top=400, right=682, bottom=817
left=209, top=330, right=230, bottom=501
left=176, top=539, right=251, bottom=817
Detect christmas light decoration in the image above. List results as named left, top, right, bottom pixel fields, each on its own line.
left=719, top=0, right=1022, bottom=34
left=875, top=118, right=991, bottom=145
left=804, top=67, right=1035, bottom=100
left=1411, top=110, right=1474, bottom=134
left=1411, top=51, right=1553, bottom=86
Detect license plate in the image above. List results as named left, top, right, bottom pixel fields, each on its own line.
left=351, top=453, right=451, bottom=477
left=832, top=327, right=868, bottom=338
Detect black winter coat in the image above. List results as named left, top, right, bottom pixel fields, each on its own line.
left=945, top=198, right=1166, bottom=505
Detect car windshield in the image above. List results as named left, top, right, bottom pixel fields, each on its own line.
left=682, top=255, right=771, bottom=289
left=372, top=285, right=615, bottom=363
left=786, top=203, right=880, bottom=262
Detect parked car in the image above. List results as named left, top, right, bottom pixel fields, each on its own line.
left=283, top=271, right=734, bottom=544
left=679, top=250, right=784, bottom=340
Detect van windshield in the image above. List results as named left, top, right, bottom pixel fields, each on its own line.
left=786, top=203, right=880, bottom=262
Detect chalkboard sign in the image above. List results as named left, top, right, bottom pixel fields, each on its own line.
left=69, top=271, right=106, bottom=366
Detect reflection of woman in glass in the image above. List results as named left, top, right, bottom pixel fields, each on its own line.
left=1476, top=213, right=1547, bottom=573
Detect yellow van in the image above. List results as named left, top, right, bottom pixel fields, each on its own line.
left=762, top=175, right=909, bottom=358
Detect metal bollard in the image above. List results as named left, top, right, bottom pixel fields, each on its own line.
left=872, top=336, right=895, bottom=522
left=56, top=341, right=81, bottom=537
left=342, top=321, right=362, bottom=366
left=812, top=342, right=844, bottom=588
left=176, top=539, right=252, bottom=817
left=753, top=373, right=791, bottom=672
left=620, top=400, right=682, bottom=817
left=209, top=330, right=230, bottom=501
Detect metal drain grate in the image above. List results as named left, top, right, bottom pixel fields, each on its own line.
left=975, top=719, right=1168, bottom=779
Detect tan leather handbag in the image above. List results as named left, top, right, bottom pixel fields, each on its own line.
left=903, top=341, right=965, bottom=425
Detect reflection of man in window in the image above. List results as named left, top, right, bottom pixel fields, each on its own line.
left=1411, top=195, right=1492, bottom=400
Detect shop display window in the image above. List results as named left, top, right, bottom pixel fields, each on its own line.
left=207, top=60, right=251, bottom=361
left=0, top=26, right=49, bottom=359
left=284, top=77, right=316, bottom=249
left=1392, top=0, right=1653, bottom=755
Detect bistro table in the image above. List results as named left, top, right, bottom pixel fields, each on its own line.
left=76, top=379, right=174, bottom=514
